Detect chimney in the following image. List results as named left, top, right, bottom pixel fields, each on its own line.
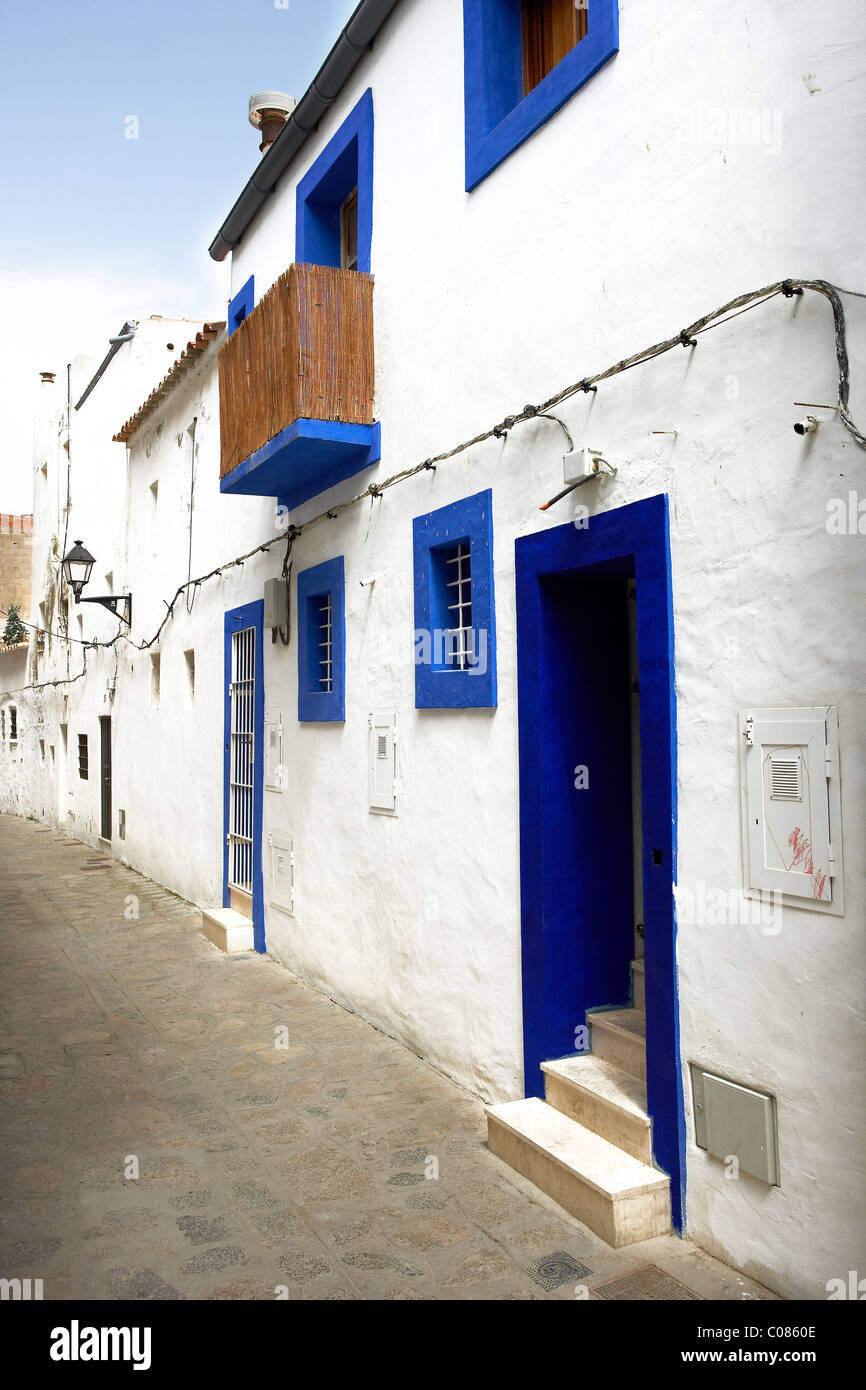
left=248, top=91, right=296, bottom=154
left=39, top=371, right=56, bottom=385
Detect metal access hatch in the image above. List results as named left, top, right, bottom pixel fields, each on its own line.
left=691, top=1066, right=780, bottom=1186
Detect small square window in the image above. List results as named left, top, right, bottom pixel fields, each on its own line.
left=430, top=541, right=475, bottom=671
left=340, top=188, right=359, bottom=272
left=228, top=275, right=254, bottom=336
left=463, top=0, right=619, bottom=189
left=413, top=490, right=497, bottom=708
left=296, top=90, right=373, bottom=274
left=297, top=557, right=345, bottom=722
left=521, top=0, right=588, bottom=95
left=78, top=733, right=88, bottom=779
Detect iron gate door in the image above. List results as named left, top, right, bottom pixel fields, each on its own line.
left=99, top=716, right=112, bottom=841
left=228, top=624, right=255, bottom=893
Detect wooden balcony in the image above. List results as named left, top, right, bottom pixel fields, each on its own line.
left=218, top=262, right=379, bottom=511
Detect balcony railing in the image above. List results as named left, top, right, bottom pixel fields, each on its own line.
left=218, top=262, right=378, bottom=510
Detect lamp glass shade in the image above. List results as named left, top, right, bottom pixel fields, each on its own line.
left=62, top=540, right=95, bottom=596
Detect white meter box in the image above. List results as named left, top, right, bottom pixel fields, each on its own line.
left=267, top=831, right=294, bottom=914
left=264, top=707, right=284, bottom=792
left=369, top=709, right=397, bottom=814
left=739, top=706, right=843, bottom=915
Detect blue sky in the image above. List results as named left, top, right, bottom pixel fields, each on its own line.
left=0, top=0, right=358, bottom=511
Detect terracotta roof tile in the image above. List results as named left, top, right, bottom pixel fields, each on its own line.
left=113, top=321, right=226, bottom=443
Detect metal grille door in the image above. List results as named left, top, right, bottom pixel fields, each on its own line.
left=228, top=625, right=255, bottom=892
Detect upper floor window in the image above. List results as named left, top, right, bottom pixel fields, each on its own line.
left=296, top=89, right=373, bottom=274
left=340, top=188, right=359, bottom=272
left=522, top=0, right=588, bottom=94
left=8, top=706, right=17, bottom=742
left=228, top=275, right=254, bottom=337
left=463, top=0, right=619, bottom=189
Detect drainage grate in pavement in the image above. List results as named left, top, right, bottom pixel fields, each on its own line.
left=525, top=1251, right=592, bottom=1291
left=593, top=1264, right=701, bottom=1301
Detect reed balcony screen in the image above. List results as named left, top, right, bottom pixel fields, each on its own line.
left=218, top=263, right=379, bottom=510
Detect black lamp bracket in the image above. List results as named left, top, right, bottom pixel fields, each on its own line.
left=80, top=594, right=132, bottom=626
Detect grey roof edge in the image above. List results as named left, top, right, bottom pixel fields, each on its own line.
left=208, top=0, right=401, bottom=263
left=74, top=322, right=137, bottom=411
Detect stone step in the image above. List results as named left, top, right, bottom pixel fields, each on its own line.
left=542, top=1054, right=653, bottom=1163
left=632, top=956, right=645, bottom=1008
left=201, top=907, right=254, bottom=953
left=487, top=1097, right=670, bottom=1248
left=589, top=1007, right=646, bottom=1079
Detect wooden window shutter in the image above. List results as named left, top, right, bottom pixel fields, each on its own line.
left=522, top=0, right=588, bottom=97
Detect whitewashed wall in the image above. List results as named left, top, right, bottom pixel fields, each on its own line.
left=2, top=0, right=863, bottom=1299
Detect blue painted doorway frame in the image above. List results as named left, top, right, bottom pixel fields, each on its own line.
left=223, top=600, right=266, bottom=954
left=515, top=494, right=685, bottom=1231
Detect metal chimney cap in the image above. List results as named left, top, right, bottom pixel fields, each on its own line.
left=248, top=91, right=296, bottom=127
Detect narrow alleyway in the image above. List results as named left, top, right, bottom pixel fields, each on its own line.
left=0, top=815, right=776, bottom=1301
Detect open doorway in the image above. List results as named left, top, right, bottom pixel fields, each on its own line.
left=515, top=494, right=685, bottom=1229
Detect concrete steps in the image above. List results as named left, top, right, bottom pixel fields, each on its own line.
left=201, top=907, right=254, bottom=953
left=486, top=957, right=670, bottom=1246
left=587, top=1005, right=646, bottom=1079
left=542, top=1054, right=652, bottom=1163
left=487, top=1097, right=670, bottom=1248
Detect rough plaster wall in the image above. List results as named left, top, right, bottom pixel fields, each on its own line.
left=2, top=0, right=863, bottom=1299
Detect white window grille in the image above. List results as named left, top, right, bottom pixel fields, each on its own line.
left=445, top=543, right=473, bottom=669
left=228, top=626, right=255, bottom=894
left=317, top=594, right=333, bottom=692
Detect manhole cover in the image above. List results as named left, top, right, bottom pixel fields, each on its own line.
left=593, top=1264, right=701, bottom=1301
left=526, top=1251, right=592, bottom=1291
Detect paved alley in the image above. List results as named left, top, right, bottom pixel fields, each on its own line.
left=0, top=814, right=776, bottom=1301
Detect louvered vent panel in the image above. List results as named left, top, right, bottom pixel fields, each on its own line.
left=769, top=751, right=802, bottom=801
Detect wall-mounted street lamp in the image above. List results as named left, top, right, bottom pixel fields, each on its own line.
left=61, top=541, right=132, bottom=626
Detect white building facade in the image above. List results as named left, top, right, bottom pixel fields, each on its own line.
left=1, top=0, right=864, bottom=1297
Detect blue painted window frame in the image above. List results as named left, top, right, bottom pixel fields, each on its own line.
left=223, top=600, right=265, bottom=952
left=296, top=89, right=374, bottom=273
left=463, top=0, right=619, bottom=190
left=413, top=489, right=497, bottom=709
left=297, top=556, right=346, bottom=722
left=514, top=494, right=684, bottom=1231
left=227, top=275, right=254, bottom=336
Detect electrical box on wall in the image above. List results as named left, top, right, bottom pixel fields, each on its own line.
left=268, top=831, right=294, bottom=914
left=264, top=577, right=288, bottom=630
left=264, top=707, right=284, bottom=791
left=739, top=706, right=843, bottom=914
left=691, top=1065, right=780, bottom=1186
left=369, top=709, right=397, bottom=814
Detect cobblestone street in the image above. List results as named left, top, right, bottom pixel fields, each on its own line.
left=0, top=814, right=776, bottom=1301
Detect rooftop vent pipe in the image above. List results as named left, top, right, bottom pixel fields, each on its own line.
left=249, top=92, right=296, bottom=154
